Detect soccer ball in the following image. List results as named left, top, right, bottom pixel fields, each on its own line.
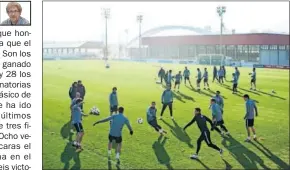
left=137, top=118, right=143, bottom=124
left=90, top=106, right=100, bottom=115
left=271, top=89, right=275, bottom=93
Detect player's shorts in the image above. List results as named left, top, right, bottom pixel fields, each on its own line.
left=204, top=78, right=208, bottom=83
left=175, top=81, right=180, bottom=85
left=185, top=76, right=190, bottom=81
left=233, top=83, right=238, bottom=88
left=246, top=119, right=254, bottom=127
left=109, top=135, right=122, bottom=143
left=74, top=123, right=84, bottom=133
left=197, top=79, right=201, bottom=84
left=251, top=79, right=256, bottom=83
left=110, top=105, right=118, bottom=112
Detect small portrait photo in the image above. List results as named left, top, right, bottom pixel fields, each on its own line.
left=0, top=1, right=31, bottom=26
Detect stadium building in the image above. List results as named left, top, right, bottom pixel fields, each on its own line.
left=129, top=32, right=289, bottom=66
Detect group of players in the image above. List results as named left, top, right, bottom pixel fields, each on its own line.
left=158, top=66, right=257, bottom=94
left=69, top=65, right=259, bottom=162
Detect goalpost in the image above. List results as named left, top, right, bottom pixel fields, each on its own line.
left=197, top=54, right=225, bottom=66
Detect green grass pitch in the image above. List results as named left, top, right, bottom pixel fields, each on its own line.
left=43, top=60, right=289, bottom=169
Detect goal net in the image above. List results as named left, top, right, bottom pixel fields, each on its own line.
left=197, top=54, right=225, bottom=66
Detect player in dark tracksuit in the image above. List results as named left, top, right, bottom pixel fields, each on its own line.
left=212, top=66, right=218, bottom=83
left=243, top=94, right=258, bottom=142
left=160, top=85, right=174, bottom=120
left=218, top=67, right=224, bottom=84
left=69, top=82, right=78, bottom=100
left=183, top=108, right=223, bottom=159
left=203, top=68, right=209, bottom=90
left=147, top=101, right=167, bottom=135
left=77, top=80, right=86, bottom=110
left=158, top=67, right=166, bottom=84
left=222, top=66, right=226, bottom=80
left=174, top=71, right=182, bottom=92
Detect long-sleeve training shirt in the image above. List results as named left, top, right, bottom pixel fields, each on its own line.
left=162, top=89, right=173, bottom=104
left=184, top=114, right=213, bottom=132
left=175, top=74, right=182, bottom=82
left=213, top=95, right=224, bottom=108
left=109, top=92, right=118, bottom=106
left=147, top=106, right=157, bottom=123
left=98, top=113, right=132, bottom=137
left=183, top=69, right=190, bottom=77
left=211, top=103, right=223, bottom=121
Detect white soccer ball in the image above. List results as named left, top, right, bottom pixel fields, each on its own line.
left=137, top=118, right=143, bottom=124
left=271, top=89, right=275, bottom=93
left=90, top=106, right=100, bottom=115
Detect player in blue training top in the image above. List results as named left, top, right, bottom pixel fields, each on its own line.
left=147, top=101, right=167, bottom=135
left=160, top=84, right=174, bottom=120
left=174, top=71, right=182, bottom=92
left=183, top=66, right=192, bottom=86
left=250, top=68, right=257, bottom=90
left=109, top=87, right=118, bottom=115
left=243, top=94, right=258, bottom=142
left=235, top=67, right=240, bottom=81
left=212, top=91, right=224, bottom=111
left=183, top=108, right=223, bottom=160
left=218, top=67, right=224, bottom=84
left=232, top=73, right=238, bottom=94
left=93, top=107, right=133, bottom=161
left=71, top=98, right=88, bottom=150
left=203, top=68, right=210, bottom=90
left=210, top=99, right=229, bottom=135
left=196, top=68, right=202, bottom=91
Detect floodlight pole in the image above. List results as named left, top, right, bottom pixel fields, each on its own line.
left=217, top=6, right=226, bottom=63
left=102, top=8, right=110, bottom=59
left=137, top=15, right=143, bottom=57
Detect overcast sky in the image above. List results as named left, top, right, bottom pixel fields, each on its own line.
left=43, top=2, right=289, bottom=43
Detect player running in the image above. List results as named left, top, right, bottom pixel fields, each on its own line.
left=147, top=101, right=167, bottom=135
left=210, top=99, right=229, bottom=135
left=160, top=84, right=174, bottom=120
left=250, top=68, right=257, bottom=90
left=158, top=67, right=166, bottom=84
left=243, top=94, right=258, bottom=142
left=183, top=108, right=223, bottom=159
left=93, top=107, right=133, bottom=161
left=196, top=68, right=202, bottom=91
left=109, top=87, right=118, bottom=115
left=183, top=67, right=192, bottom=86
left=232, top=73, right=238, bottom=94
left=71, top=98, right=88, bottom=150
left=174, top=71, right=182, bottom=92
left=203, top=68, right=210, bottom=90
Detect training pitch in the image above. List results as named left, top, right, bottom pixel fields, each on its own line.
left=43, top=60, right=289, bottom=169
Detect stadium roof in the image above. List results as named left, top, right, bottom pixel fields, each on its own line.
left=43, top=41, right=103, bottom=49
left=142, top=33, right=290, bottom=46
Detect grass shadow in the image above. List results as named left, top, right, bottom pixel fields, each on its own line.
left=196, top=159, right=210, bottom=169
left=161, top=119, right=193, bottom=148
left=239, top=87, right=261, bottom=96
left=60, top=142, right=81, bottom=170
left=186, top=86, right=213, bottom=98
left=222, top=159, right=233, bottom=170
left=256, top=90, right=286, bottom=100
left=221, top=136, right=269, bottom=169
left=172, top=92, right=185, bottom=103
left=61, top=121, right=73, bottom=142
left=152, top=135, right=173, bottom=169
left=250, top=140, right=289, bottom=169
left=177, top=91, right=195, bottom=102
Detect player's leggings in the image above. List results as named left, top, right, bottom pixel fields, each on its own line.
left=196, top=130, right=221, bottom=154
left=160, top=102, right=173, bottom=117
left=149, top=119, right=162, bottom=132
